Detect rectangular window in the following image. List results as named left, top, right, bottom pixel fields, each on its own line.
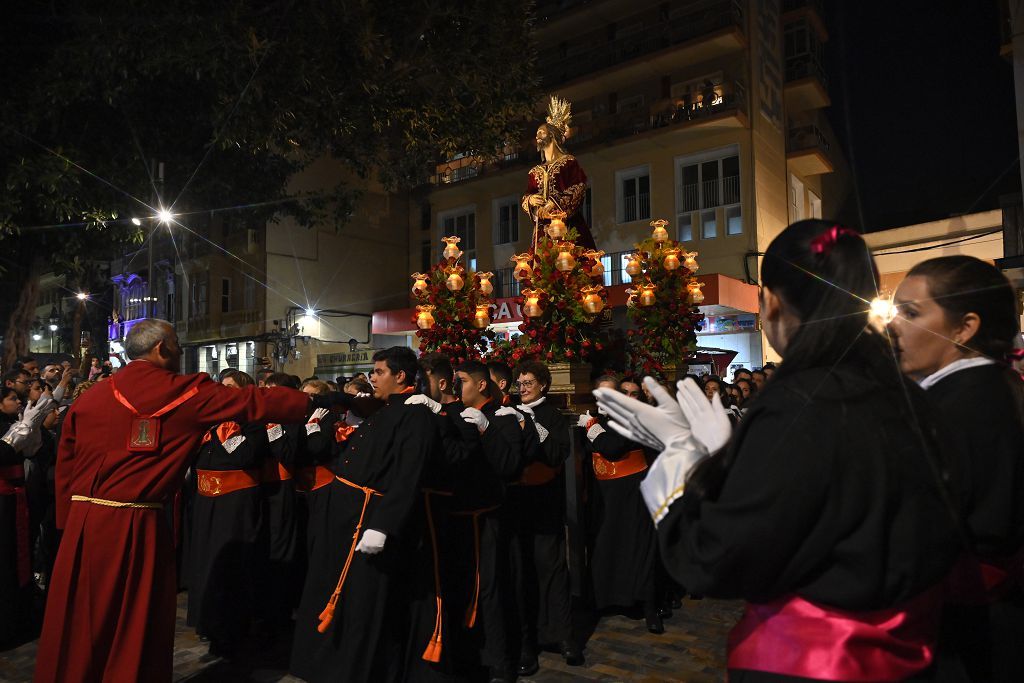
left=679, top=214, right=694, bottom=242
left=616, top=165, right=651, bottom=223
left=493, top=198, right=520, bottom=245
left=620, top=253, right=635, bottom=284
left=808, top=190, right=822, bottom=219
left=701, top=209, right=718, bottom=239
left=221, top=278, right=231, bottom=313
left=726, top=205, right=743, bottom=235
left=191, top=278, right=208, bottom=318
left=676, top=146, right=742, bottom=239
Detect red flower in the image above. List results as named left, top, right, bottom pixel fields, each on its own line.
left=545, top=351, right=554, bottom=360
left=582, top=340, right=592, bottom=348
left=565, top=349, right=575, bottom=359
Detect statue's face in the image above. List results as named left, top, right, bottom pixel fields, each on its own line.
left=535, top=125, right=551, bottom=151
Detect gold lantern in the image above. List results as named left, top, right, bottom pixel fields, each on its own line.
left=445, top=267, right=465, bottom=292
left=683, top=250, right=700, bottom=272
left=475, top=271, right=494, bottom=296
left=555, top=242, right=576, bottom=272
left=442, top=236, right=462, bottom=261
left=650, top=219, right=669, bottom=244
left=511, top=253, right=533, bottom=281
left=625, top=253, right=643, bottom=277
left=545, top=210, right=567, bottom=240
left=662, top=248, right=681, bottom=271
left=472, top=304, right=491, bottom=329
left=625, top=288, right=638, bottom=308
left=639, top=283, right=657, bottom=307
left=416, top=305, right=436, bottom=330
left=580, top=285, right=605, bottom=314
left=411, top=272, right=429, bottom=297
left=687, top=278, right=705, bottom=304
left=521, top=289, right=544, bottom=318
left=584, top=250, right=605, bottom=277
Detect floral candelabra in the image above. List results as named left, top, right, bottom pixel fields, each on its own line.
left=626, top=219, right=705, bottom=379
left=411, top=236, right=496, bottom=363
left=488, top=221, right=607, bottom=367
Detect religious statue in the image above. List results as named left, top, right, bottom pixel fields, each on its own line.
left=522, top=96, right=596, bottom=250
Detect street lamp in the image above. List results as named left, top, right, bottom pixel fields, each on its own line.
left=76, top=292, right=88, bottom=301
left=48, top=307, right=60, bottom=352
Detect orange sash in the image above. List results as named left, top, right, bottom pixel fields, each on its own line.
left=592, top=449, right=648, bottom=480
left=516, top=461, right=562, bottom=486
left=196, top=468, right=261, bottom=497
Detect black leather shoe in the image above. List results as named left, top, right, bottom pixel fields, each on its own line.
left=646, top=614, right=665, bottom=634
left=517, top=651, right=539, bottom=677
left=561, top=640, right=584, bottom=666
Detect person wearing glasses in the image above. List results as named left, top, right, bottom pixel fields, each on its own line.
left=505, top=361, right=580, bottom=675
left=2, top=369, right=31, bottom=401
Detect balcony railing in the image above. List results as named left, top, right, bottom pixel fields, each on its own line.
left=540, top=0, right=745, bottom=85
left=573, top=79, right=747, bottom=147
left=428, top=150, right=523, bottom=187
left=787, top=125, right=831, bottom=154
left=785, top=52, right=828, bottom=87
left=682, top=175, right=741, bottom=213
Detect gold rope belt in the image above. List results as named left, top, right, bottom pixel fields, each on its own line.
left=71, top=495, right=163, bottom=510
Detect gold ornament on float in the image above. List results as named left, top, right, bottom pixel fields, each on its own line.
left=584, top=250, right=605, bottom=277
left=651, top=219, right=670, bottom=244
left=545, top=210, right=567, bottom=240
left=555, top=242, right=576, bottom=272
left=416, top=305, right=436, bottom=329
left=475, top=271, right=494, bottom=296
left=686, top=278, right=705, bottom=304
left=625, top=253, right=643, bottom=277
left=580, top=285, right=606, bottom=314
left=511, top=253, right=533, bottom=281
left=639, top=283, right=657, bottom=307
left=411, top=272, right=429, bottom=297
left=662, top=248, right=681, bottom=271
left=683, top=250, right=700, bottom=272
left=472, top=304, right=491, bottom=329
left=445, top=267, right=465, bottom=292
left=521, top=289, right=544, bottom=317
left=442, top=236, right=462, bottom=261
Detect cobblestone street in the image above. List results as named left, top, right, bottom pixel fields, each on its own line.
left=1, top=592, right=742, bottom=682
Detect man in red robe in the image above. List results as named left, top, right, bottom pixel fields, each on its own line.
left=34, top=319, right=312, bottom=683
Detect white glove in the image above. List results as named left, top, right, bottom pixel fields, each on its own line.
left=23, top=396, right=55, bottom=430
left=344, top=411, right=364, bottom=427
left=593, top=377, right=690, bottom=452
left=495, top=406, right=525, bottom=424
left=517, top=405, right=535, bottom=418
left=356, top=392, right=371, bottom=398
left=405, top=394, right=442, bottom=414
left=640, top=440, right=708, bottom=526
left=675, top=378, right=732, bottom=456
left=355, top=528, right=387, bottom=554
left=576, top=411, right=593, bottom=429
left=460, top=407, right=489, bottom=432
left=305, top=407, right=329, bottom=435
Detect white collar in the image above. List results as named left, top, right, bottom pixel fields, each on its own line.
left=919, top=356, right=995, bottom=390
left=521, top=396, right=547, bottom=409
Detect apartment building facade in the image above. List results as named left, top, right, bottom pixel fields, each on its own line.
left=374, top=0, right=847, bottom=369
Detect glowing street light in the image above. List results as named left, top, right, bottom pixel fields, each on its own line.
left=304, top=307, right=317, bottom=318
left=76, top=292, right=88, bottom=301
left=156, top=208, right=174, bottom=224
left=131, top=217, right=142, bottom=226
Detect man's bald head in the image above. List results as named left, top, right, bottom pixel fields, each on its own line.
left=125, top=318, right=182, bottom=372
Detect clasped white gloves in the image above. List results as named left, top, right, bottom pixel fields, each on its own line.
left=576, top=410, right=605, bottom=442
left=593, top=377, right=689, bottom=452
left=305, top=408, right=329, bottom=435
left=515, top=405, right=550, bottom=442
left=2, top=395, right=55, bottom=454
left=675, top=378, right=732, bottom=457
left=594, top=378, right=708, bottom=526
left=405, top=394, right=442, bottom=414
left=355, top=529, right=387, bottom=554
left=460, top=407, right=489, bottom=432
left=494, top=406, right=524, bottom=424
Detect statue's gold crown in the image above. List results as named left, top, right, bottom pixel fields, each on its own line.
left=545, top=95, right=572, bottom=137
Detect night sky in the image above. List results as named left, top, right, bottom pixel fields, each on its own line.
left=825, top=0, right=1019, bottom=231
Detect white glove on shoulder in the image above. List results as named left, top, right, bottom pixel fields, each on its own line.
left=594, top=377, right=690, bottom=452
left=675, top=378, right=732, bottom=456
left=355, top=528, right=387, bottom=554
left=405, top=394, right=442, bottom=414
left=495, top=406, right=525, bottom=424
left=460, top=407, right=489, bottom=432
left=516, top=405, right=535, bottom=418
left=640, top=440, right=708, bottom=526
left=576, top=411, right=593, bottom=429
